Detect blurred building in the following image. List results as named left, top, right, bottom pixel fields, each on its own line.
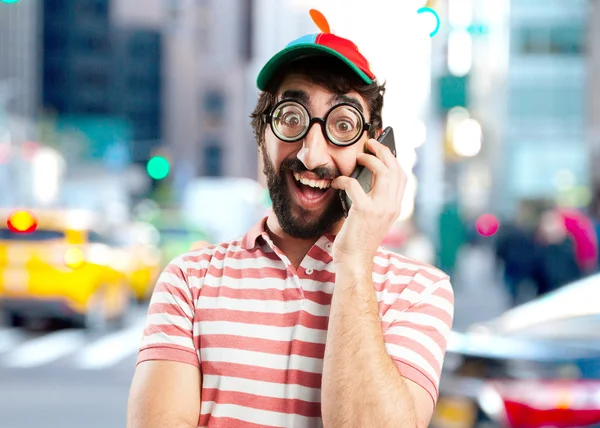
left=42, top=0, right=112, bottom=116
left=0, top=0, right=40, bottom=120
left=41, top=0, right=162, bottom=166
left=435, top=0, right=590, bottom=220
left=192, top=0, right=256, bottom=180
left=502, top=0, right=589, bottom=212
left=111, top=28, right=162, bottom=163
left=115, top=0, right=258, bottom=196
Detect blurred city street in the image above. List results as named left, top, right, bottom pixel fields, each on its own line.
left=0, top=306, right=147, bottom=428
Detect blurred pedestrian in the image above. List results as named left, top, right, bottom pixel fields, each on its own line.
left=556, top=207, right=598, bottom=274
left=438, top=199, right=466, bottom=277
left=494, top=205, right=537, bottom=306
left=533, top=210, right=582, bottom=296
left=589, top=191, right=600, bottom=271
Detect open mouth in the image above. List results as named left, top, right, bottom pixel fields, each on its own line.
left=289, top=171, right=333, bottom=207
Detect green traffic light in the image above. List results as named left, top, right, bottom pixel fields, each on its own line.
left=1, top=0, right=20, bottom=4
left=147, top=156, right=170, bottom=180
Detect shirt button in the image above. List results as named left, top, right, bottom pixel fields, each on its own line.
left=305, top=268, right=314, bottom=275
left=325, top=243, right=332, bottom=251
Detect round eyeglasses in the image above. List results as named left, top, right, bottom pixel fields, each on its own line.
left=263, top=99, right=371, bottom=147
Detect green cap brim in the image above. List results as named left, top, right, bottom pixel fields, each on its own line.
left=256, top=44, right=373, bottom=91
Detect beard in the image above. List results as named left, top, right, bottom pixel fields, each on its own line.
left=261, top=148, right=345, bottom=240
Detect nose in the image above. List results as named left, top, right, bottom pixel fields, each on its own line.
left=296, top=122, right=330, bottom=171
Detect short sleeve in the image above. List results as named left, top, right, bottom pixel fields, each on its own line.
left=382, top=278, right=454, bottom=405
left=136, top=256, right=199, bottom=367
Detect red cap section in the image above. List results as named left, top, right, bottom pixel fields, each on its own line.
left=316, top=33, right=376, bottom=80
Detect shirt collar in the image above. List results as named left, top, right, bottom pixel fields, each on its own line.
left=241, top=216, right=269, bottom=250
left=241, top=215, right=337, bottom=252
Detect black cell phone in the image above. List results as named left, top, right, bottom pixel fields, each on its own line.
left=340, top=126, right=396, bottom=217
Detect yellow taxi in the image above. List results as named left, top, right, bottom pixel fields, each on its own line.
left=0, top=208, right=132, bottom=330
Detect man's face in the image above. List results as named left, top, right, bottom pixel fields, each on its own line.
left=261, top=74, right=371, bottom=239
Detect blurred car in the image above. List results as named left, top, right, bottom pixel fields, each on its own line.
left=433, top=273, right=600, bottom=428
left=0, top=208, right=132, bottom=330
left=110, top=221, right=162, bottom=302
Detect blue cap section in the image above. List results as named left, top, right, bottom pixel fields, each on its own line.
left=286, top=34, right=318, bottom=48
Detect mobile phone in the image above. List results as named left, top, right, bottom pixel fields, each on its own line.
left=340, top=126, right=397, bottom=217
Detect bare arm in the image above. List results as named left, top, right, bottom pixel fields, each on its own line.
left=127, top=360, right=201, bottom=428
left=321, top=267, right=428, bottom=428
left=322, top=266, right=451, bottom=428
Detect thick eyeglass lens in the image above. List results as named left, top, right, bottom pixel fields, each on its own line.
left=326, top=105, right=363, bottom=145
left=272, top=102, right=309, bottom=140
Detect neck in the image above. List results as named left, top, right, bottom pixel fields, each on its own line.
left=265, top=212, right=342, bottom=269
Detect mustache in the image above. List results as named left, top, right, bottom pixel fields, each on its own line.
left=280, top=158, right=340, bottom=180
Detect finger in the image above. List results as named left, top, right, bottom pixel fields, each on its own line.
left=355, top=153, right=394, bottom=200
left=355, top=152, right=387, bottom=177
left=367, top=138, right=399, bottom=170
left=331, top=176, right=370, bottom=207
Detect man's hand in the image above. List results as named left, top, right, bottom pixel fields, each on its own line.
left=331, top=137, right=407, bottom=268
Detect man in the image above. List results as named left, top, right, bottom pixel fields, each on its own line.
left=127, top=12, right=454, bottom=428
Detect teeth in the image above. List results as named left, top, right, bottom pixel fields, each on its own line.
left=293, top=172, right=330, bottom=189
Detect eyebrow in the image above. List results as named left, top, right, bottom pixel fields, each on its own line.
left=279, top=89, right=309, bottom=105
left=328, top=94, right=364, bottom=114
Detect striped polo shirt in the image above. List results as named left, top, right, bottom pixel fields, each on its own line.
left=137, top=217, right=454, bottom=428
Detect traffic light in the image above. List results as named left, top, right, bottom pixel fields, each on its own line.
left=146, top=155, right=170, bottom=180
left=1, top=0, right=20, bottom=4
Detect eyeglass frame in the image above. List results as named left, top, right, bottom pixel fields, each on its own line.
left=262, top=99, right=372, bottom=147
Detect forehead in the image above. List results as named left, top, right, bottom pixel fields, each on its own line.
left=276, top=74, right=367, bottom=114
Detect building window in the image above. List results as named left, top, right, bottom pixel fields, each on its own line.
left=203, top=90, right=225, bottom=118
left=204, top=144, right=223, bottom=177
left=78, top=70, right=108, bottom=89
left=45, top=0, right=65, bottom=13
left=509, top=82, right=584, bottom=121
left=549, top=26, right=585, bottom=54
left=45, top=31, right=67, bottom=51
left=44, top=67, right=66, bottom=87
left=516, top=24, right=586, bottom=55
left=78, top=35, right=109, bottom=53
left=165, top=0, right=184, bottom=27
left=77, top=0, right=108, bottom=16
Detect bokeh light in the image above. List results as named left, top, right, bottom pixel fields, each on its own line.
left=146, top=156, right=170, bottom=180
left=476, top=213, right=499, bottom=237
left=6, top=210, right=38, bottom=233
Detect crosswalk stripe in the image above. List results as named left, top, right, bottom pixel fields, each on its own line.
left=0, top=328, right=27, bottom=354
left=2, top=330, right=87, bottom=368
left=73, top=323, right=144, bottom=369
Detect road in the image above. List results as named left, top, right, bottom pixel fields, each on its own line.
left=0, top=306, right=147, bottom=428
left=0, top=245, right=508, bottom=428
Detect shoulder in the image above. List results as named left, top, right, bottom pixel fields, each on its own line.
left=162, top=238, right=246, bottom=287
left=373, top=246, right=453, bottom=303
left=374, top=246, right=449, bottom=283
